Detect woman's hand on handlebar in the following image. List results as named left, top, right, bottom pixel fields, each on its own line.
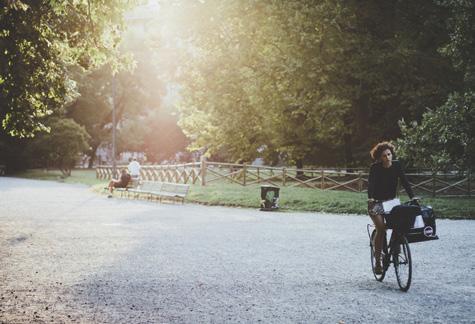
left=367, top=198, right=376, bottom=209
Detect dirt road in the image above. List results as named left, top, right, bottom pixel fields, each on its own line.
left=0, top=178, right=473, bottom=323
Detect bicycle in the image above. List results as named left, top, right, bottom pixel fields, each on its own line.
left=366, top=199, right=420, bottom=292
left=367, top=198, right=439, bottom=292
left=367, top=222, right=412, bottom=291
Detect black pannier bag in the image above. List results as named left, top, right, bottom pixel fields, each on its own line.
left=385, top=204, right=439, bottom=243
left=385, top=205, right=420, bottom=233
left=405, top=205, right=439, bottom=243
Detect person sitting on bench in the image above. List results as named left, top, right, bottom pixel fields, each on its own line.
left=128, top=157, right=141, bottom=180
left=108, top=169, right=131, bottom=198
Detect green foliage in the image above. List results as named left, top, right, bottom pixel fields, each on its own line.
left=437, top=0, right=475, bottom=88
left=26, top=118, right=91, bottom=176
left=66, top=66, right=114, bottom=166
left=160, top=0, right=458, bottom=167
left=397, top=1, right=475, bottom=171
left=67, top=13, right=188, bottom=164
left=137, top=109, right=189, bottom=162
left=66, top=63, right=152, bottom=165
left=0, top=0, right=135, bottom=138
left=398, top=92, right=475, bottom=171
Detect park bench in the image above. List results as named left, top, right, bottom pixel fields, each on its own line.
left=114, top=177, right=140, bottom=197
left=129, top=181, right=190, bottom=203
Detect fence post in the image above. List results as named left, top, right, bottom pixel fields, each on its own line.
left=191, top=166, right=197, bottom=184
left=358, top=171, right=363, bottom=192
left=432, top=172, right=436, bottom=198
left=283, top=168, right=286, bottom=186
left=243, top=163, right=247, bottom=186
left=200, top=156, right=207, bottom=186
left=321, top=169, right=325, bottom=189
left=468, top=170, right=472, bottom=197
left=257, top=167, right=260, bottom=183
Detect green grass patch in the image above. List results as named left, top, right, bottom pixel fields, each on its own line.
left=188, top=182, right=475, bottom=219
left=12, top=169, right=103, bottom=186
left=11, top=169, right=475, bottom=219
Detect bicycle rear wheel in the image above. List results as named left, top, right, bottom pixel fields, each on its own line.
left=393, top=235, right=412, bottom=292
left=370, top=229, right=387, bottom=281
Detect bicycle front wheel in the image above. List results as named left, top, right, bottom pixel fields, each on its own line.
left=393, top=235, right=412, bottom=292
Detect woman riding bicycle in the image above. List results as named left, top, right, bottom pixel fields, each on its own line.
left=367, top=141, right=415, bottom=275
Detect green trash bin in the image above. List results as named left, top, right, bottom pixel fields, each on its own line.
left=260, top=185, right=280, bottom=211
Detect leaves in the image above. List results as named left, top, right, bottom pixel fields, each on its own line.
left=0, top=0, right=135, bottom=137
left=398, top=91, right=475, bottom=171
left=26, top=118, right=91, bottom=175
left=160, top=0, right=457, bottom=166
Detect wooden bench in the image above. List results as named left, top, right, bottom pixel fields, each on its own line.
left=105, top=178, right=140, bottom=197
left=129, top=181, right=190, bottom=203
left=115, top=177, right=140, bottom=195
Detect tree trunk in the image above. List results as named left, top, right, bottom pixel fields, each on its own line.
left=88, top=143, right=98, bottom=169
left=87, top=156, right=94, bottom=169
left=344, top=134, right=354, bottom=173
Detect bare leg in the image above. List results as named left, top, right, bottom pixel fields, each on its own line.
left=108, top=180, right=118, bottom=194
left=371, top=213, right=386, bottom=265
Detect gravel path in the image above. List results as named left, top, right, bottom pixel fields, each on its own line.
left=0, top=177, right=474, bottom=323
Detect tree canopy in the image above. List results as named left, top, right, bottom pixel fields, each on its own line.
left=0, top=0, right=133, bottom=138
left=160, top=0, right=463, bottom=167
left=1, top=0, right=474, bottom=171
left=398, top=0, right=475, bottom=171
left=26, top=118, right=90, bottom=176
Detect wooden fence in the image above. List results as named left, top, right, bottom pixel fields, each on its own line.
left=96, top=161, right=472, bottom=197
left=96, top=163, right=202, bottom=184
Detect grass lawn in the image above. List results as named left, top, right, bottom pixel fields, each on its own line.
left=12, top=169, right=475, bottom=219
left=188, top=182, right=475, bottom=219
left=12, top=169, right=103, bottom=186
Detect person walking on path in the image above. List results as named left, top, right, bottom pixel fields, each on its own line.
left=367, top=141, right=415, bottom=274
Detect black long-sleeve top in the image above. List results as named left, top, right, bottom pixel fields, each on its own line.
left=367, top=160, right=414, bottom=200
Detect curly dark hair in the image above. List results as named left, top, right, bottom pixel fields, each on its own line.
left=370, top=141, right=396, bottom=161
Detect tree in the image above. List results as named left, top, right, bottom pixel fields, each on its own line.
left=66, top=61, right=160, bottom=167
left=140, top=109, right=189, bottom=162
left=0, top=0, right=134, bottom=138
left=66, top=6, right=187, bottom=166
left=160, top=1, right=348, bottom=164
left=160, top=0, right=457, bottom=167
left=26, top=118, right=91, bottom=176
left=398, top=0, right=475, bottom=171
left=398, top=92, right=474, bottom=171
